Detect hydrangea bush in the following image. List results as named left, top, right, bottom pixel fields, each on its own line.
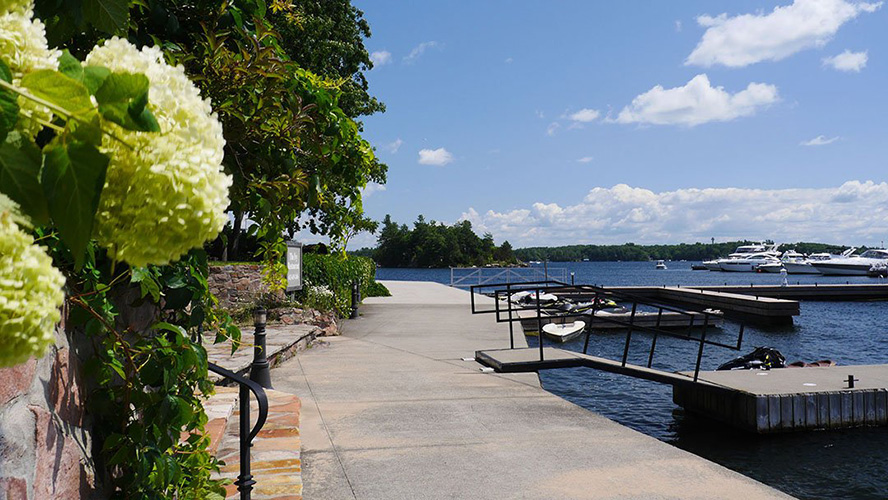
left=0, top=196, right=65, bottom=367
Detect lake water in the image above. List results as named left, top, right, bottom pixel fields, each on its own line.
left=377, top=261, right=888, bottom=500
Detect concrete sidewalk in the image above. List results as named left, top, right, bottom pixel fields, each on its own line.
left=271, top=281, right=792, bottom=499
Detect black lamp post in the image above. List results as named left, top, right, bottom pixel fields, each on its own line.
left=249, top=307, right=272, bottom=389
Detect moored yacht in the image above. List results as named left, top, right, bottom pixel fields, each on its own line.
left=718, top=252, right=781, bottom=272
left=705, top=243, right=778, bottom=271
left=811, top=249, right=888, bottom=276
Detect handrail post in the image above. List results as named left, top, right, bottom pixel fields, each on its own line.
left=507, top=283, right=514, bottom=349
left=647, top=308, right=664, bottom=368
left=694, top=314, right=710, bottom=382
left=583, top=291, right=598, bottom=355
left=249, top=307, right=272, bottom=389
left=621, top=303, right=637, bottom=366
left=536, top=288, right=544, bottom=361
left=235, top=384, right=255, bottom=500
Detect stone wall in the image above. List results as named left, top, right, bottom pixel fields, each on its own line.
left=208, top=264, right=283, bottom=310
left=0, top=308, right=96, bottom=499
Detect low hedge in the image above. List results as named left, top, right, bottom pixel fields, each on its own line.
left=299, top=254, right=389, bottom=316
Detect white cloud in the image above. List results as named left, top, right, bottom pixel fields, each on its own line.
left=613, top=74, right=778, bottom=126
left=801, top=134, right=840, bottom=146
left=362, top=182, right=386, bottom=198
left=370, top=50, right=392, bottom=66
left=686, top=0, right=882, bottom=67
left=568, top=108, right=601, bottom=123
left=546, top=122, right=560, bottom=136
left=576, top=156, right=595, bottom=163
left=418, top=148, right=453, bottom=166
left=823, top=49, right=868, bottom=71
left=460, top=181, right=888, bottom=247
left=385, top=138, right=403, bottom=154
left=675, top=20, right=683, bottom=32
left=404, top=41, right=441, bottom=63
left=505, top=57, right=514, bottom=64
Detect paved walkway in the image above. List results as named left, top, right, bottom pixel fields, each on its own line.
left=272, top=281, right=792, bottom=499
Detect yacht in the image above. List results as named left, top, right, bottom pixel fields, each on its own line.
left=811, top=249, right=888, bottom=276
left=704, top=243, right=776, bottom=271
left=782, top=249, right=855, bottom=275
left=718, top=252, right=781, bottom=272
left=655, top=260, right=667, bottom=270
left=758, top=250, right=809, bottom=274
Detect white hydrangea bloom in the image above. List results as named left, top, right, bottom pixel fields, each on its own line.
left=0, top=196, right=66, bottom=367
left=0, top=7, right=60, bottom=135
left=0, top=0, right=31, bottom=14
left=85, top=38, right=231, bottom=267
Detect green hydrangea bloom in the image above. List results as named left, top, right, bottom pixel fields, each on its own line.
left=85, top=38, right=231, bottom=267
left=0, top=6, right=60, bottom=135
left=0, top=196, right=65, bottom=367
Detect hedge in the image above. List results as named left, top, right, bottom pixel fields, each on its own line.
left=299, top=254, right=389, bottom=316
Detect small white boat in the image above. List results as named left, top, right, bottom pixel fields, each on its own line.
left=655, top=260, right=667, bottom=270
left=541, top=321, right=586, bottom=343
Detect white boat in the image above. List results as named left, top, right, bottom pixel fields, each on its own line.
left=705, top=243, right=778, bottom=271
left=811, top=249, right=888, bottom=276
left=655, top=260, right=667, bottom=270
left=783, top=252, right=857, bottom=274
left=541, top=321, right=586, bottom=343
left=757, top=250, right=805, bottom=273
left=718, top=252, right=781, bottom=272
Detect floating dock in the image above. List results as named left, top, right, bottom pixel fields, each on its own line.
left=476, top=347, right=888, bottom=433
left=514, top=307, right=722, bottom=333
left=675, top=365, right=888, bottom=433
left=558, top=286, right=800, bottom=325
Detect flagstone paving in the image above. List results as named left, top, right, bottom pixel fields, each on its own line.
left=205, top=324, right=318, bottom=383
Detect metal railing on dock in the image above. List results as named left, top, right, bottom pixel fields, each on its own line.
left=450, top=266, right=567, bottom=288
left=470, top=281, right=746, bottom=382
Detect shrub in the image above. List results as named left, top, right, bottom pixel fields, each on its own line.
left=299, top=254, right=387, bottom=316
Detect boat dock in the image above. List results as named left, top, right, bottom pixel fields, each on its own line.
left=278, top=281, right=792, bottom=499
left=475, top=347, right=888, bottom=433
left=559, top=285, right=800, bottom=325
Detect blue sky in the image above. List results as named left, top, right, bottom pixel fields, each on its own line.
left=343, top=0, right=888, bottom=249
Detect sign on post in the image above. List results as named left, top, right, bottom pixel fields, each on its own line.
left=285, top=241, right=303, bottom=292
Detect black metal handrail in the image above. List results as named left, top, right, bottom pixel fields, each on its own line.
left=208, top=362, right=269, bottom=500
left=470, top=280, right=746, bottom=382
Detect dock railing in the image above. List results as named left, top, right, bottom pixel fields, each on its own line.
left=451, top=266, right=568, bottom=288
left=470, top=281, right=746, bottom=382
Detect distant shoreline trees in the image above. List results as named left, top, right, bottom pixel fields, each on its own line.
left=360, top=215, right=518, bottom=267
left=357, top=233, right=857, bottom=268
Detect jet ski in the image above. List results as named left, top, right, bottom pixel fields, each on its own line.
left=717, top=346, right=786, bottom=371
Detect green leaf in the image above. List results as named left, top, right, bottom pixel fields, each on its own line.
left=0, top=59, right=18, bottom=143
left=42, top=141, right=109, bottom=268
left=94, top=72, right=160, bottom=132
left=0, top=134, right=48, bottom=224
left=82, top=0, right=131, bottom=34
left=58, top=51, right=84, bottom=81
left=20, top=70, right=94, bottom=117
left=82, top=66, right=111, bottom=95
left=0, top=59, right=11, bottom=83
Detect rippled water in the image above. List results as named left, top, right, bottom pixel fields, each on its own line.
left=377, top=262, right=888, bottom=499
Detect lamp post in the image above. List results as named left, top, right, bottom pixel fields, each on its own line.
left=249, top=307, right=272, bottom=389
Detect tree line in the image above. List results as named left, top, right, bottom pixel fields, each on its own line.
left=515, top=241, right=855, bottom=262
left=358, top=215, right=517, bottom=267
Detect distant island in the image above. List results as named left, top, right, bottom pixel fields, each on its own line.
left=354, top=216, right=858, bottom=267
left=352, top=215, right=518, bottom=267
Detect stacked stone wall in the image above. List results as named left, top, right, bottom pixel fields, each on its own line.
left=208, top=264, right=283, bottom=309
left=0, top=308, right=96, bottom=499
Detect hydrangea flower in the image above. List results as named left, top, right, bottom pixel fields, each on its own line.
left=0, top=195, right=65, bottom=367
left=0, top=6, right=60, bottom=135
left=85, top=38, right=231, bottom=267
